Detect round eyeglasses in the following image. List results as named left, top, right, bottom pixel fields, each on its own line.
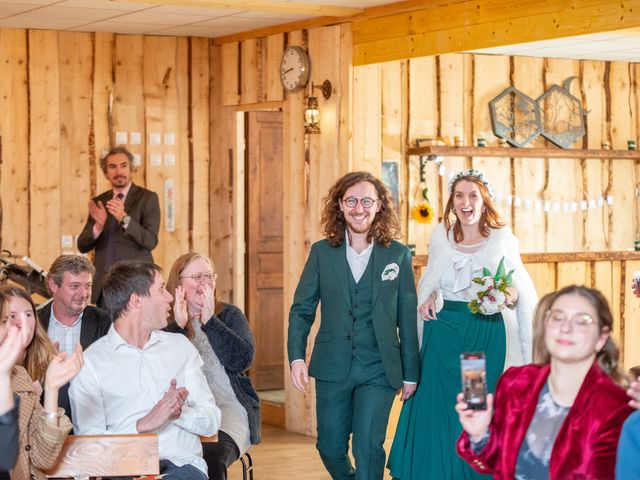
left=342, top=196, right=377, bottom=209
left=180, top=272, right=217, bottom=283
left=544, top=310, right=595, bottom=332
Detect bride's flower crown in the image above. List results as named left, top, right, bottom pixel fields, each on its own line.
left=448, top=169, right=495, bottom=198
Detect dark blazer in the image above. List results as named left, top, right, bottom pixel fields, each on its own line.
left=37, top=302, right=111, bottom=420
left=457, top=362, right=634, bottom=479
left=77, top=184, right=160, bottom=303
left=287, top=239, right=420, bottom=389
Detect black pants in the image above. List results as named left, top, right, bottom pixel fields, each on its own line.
left=203, top=430, right=241, bottom=480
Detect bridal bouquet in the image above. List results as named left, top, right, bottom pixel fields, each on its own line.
left=468, top=257, right=514, bottom=315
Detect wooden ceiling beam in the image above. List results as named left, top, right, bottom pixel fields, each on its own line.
left=107, top=0, right=363, bottom=17
left=353, top=0, right=640, bottom=65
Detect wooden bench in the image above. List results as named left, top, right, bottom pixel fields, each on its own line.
left=45, top=433, right=248, bottom=480
left=45, top=433, right=159, bottom=479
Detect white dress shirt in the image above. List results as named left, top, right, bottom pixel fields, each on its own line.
left=69, top=325, right=221, bottom=475
left=345, top=239, right=374, bottom=283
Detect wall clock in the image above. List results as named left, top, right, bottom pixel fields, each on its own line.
left=280, top=46, right=310, bottom=93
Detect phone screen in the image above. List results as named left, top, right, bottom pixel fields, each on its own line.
left=460, top=352, right=488, bottom=410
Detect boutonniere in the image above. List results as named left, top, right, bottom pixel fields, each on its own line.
left=381, top=263, right=400, bottom=281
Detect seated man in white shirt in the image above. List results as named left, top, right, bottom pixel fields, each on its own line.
left=69, top=261, right=220, bottom=480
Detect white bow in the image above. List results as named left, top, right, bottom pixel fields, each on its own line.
left=451, top=252, right=478, bottom=293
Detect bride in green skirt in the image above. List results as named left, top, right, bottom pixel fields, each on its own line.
left=387, top=169, right=538, bottom=479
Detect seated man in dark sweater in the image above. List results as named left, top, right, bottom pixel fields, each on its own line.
left=37, top=255, right=111, bottom=421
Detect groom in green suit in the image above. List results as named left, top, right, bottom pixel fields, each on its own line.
left=288, top=171, right=420, bottom=480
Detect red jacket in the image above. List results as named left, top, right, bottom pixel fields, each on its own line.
left=457, top=362, right=633, bottom=479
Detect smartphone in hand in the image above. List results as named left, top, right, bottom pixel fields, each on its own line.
left=461, top=352, right=488, bottom=410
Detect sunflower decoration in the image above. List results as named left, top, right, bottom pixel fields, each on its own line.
left=411, top=186, right=434, bottom=224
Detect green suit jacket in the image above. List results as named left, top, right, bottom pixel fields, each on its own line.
left=287, top=239, right=420, bottom=389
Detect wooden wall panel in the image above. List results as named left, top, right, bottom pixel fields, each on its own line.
left=29, top=30, right=61, bottom=267
left=581, top=61, right=607, bottom=251
left=524, top=263, right=556, bottom=298
left=407, top=57, right=437, bottom=254
left=512, top=56, right=546, bottom=252
left=59, top=32, right=93, bottom=255
left=0, top=29, right=29, bottom=256
left=542, top=58, right=582, bottom=252
left=209, top=44, right=234, bottom=302
left=471, top=55, right=511, bottom=223
left=283, top=28, right=313, bottom=438
left=113, top=35, right=145, bottom=186
left=438, top=54, right=468, bottom=214
left=221, top=42, right=239, bottom=106
left=352, top=64, right=381, bottom=171
left=92, top=33, right=115, bottom=197
left=241, top=39, right=259, bottom=105
left=142, top=36, right=188, bottom=274
left=608, top=62, right=636, bottom=251
left=264, top=34, right=284, bottom=102
left=190, top=37, right=211, bottom=254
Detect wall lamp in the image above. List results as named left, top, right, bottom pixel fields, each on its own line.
left=304, top=80, right=332, bottom=135
left=304, top=96, right=321, bottom=134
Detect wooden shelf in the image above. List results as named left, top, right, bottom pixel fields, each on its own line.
left=413, top=251, right=640, bottom=268
left=407, top=145, right=640, bottom=159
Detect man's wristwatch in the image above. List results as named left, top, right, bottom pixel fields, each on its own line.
left=120, top=215, right=131, bottom=227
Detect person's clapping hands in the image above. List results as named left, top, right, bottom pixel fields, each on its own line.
left=0, top=323, right=30, bottom=376
left=44, top=342, right=84, bottom=392
left=136, top=379, right=189, bottom=433
left=198, top=284, right=216, bottom=325
left=173, top=286, right=189, bottom=329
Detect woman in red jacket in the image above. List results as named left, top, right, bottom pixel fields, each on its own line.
left=455, top=285, right=633, bottom=479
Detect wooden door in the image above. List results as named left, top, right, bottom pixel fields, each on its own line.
left=246, top=111, right=284, bottom=391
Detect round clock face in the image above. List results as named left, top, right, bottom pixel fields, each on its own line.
left=280, top=46, right=310, bottom=93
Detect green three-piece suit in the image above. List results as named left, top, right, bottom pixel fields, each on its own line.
left=288, top=239, right=420, bottom=479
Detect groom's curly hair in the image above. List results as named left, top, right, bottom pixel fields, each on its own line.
left=321, top=171, right=400, bottom=248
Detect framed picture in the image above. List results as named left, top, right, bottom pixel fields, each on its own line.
left=381, top=161, right=400, bottom=213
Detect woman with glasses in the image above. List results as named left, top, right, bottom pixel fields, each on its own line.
left=388, top=170, right=537, bottom=479
left=455, top=285, right=633, bottom=479
left=166, top=253, right=259, bottom=480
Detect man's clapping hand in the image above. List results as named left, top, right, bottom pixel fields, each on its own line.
left=136, top=379, right=189, bottom=433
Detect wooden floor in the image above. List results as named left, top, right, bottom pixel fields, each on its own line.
left=227, top=425, right=395, bottom=479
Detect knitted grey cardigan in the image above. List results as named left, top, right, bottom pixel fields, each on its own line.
left=168, top=303, right=261, bottom=444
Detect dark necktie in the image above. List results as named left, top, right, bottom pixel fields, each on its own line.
left=104, top=193, right=124, bottom=271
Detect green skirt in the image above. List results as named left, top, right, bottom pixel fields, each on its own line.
left=387, top=300, right=506, bottom=480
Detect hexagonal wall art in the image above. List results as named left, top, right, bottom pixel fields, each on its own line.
left=489, top=86, right=540, bottom=147
left=536, top=77, right=587, bottom=149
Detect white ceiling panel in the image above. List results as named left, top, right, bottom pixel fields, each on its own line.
left=57, top=0, right=150, bottom=10
left=13, top=5, right=128, bottom=21
left=469, top=27, right=640, bottom=62
left=0, top=3, right=41, bottom=16
left=68, top=19, right=168, bottom=34
left=0, top=15, right=82, bottom=28
left=110, top=10, right=217, bottom=25
left=148, top=5, right=244, bottom=17
left=149, top=25, right=238, bottom=37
